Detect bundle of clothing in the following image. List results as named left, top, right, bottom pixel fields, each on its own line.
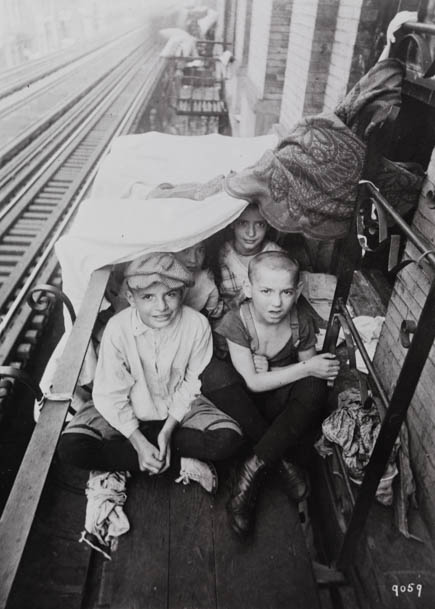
left=316, top=388, right=418, bottom=539
left=79, top=471, right=130, bottom=560
left=154, top=59, right=424, bottom=240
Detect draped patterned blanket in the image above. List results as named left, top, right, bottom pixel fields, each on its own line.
left=224, top=59, right=424, bottom=239
left=156, top=59, right=424, bottom=239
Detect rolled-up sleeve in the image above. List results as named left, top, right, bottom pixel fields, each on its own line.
left=168, top=316, right=212, bottom=422
left=93, top=322, right=139, bottom=437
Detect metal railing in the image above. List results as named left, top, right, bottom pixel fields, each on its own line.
left=323, top=179, right=435, bottom=567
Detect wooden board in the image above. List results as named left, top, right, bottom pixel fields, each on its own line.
left=213, top=474, right=320, bottom=609
left=96, top=468, right=320, bottom=609
left=108, top=473, right=171, bottom=609
left=6, top=461, right=91, bottom=609
left=168, top=477, right=216, bottom=609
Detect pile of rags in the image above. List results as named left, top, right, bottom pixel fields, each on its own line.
left=79, top=470, right=130, bottom=560
left=316, top=388, right=418, bottom=539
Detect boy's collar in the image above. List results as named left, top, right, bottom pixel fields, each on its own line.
left=131, top=307, right=182, bottom=336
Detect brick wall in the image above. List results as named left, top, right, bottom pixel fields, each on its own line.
left=303, top=0, right=340, bottom=115
left=264, top=0, right=293, bottom=102
left=247, top=0, right=273, bottom=98
left=373, top=154, right=435, bottom=541
left=322, top=0, right=363, bottom=113
left=280, top=0, right=319, bottom=129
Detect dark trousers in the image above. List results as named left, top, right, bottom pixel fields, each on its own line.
left=203, top=359, right=327, bottom=465
left=58, top=420, right=242, bottom=472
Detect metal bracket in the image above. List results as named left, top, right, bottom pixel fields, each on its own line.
left=335, top=313, right=371, bottom=407
left=416, top=249, right=435, bottom=267
left=400, top=319, right=417, bottom=348
left=388, top=234, right=401, bottom=272
left=28, top=284, right=76, bottom=324
left=0, top=366, right=43, bottom=402
left=44, top=390, right=74, bottom=402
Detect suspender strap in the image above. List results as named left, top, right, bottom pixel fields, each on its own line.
left=239, top=302, right=300, bottom=352
left=290, top=306, right=300, bottom=348
left=240, top=302, right=260, bottom=353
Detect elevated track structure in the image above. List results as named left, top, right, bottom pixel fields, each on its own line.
left=0, top=29, right=165, bottom=416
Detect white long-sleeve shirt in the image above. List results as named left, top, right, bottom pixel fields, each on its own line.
left=93, top=305, right=212, bottom=437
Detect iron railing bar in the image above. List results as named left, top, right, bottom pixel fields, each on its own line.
left=338, top=276, right=435, bottom=567
left=336, top=300, right=390, bottom=411
left=363, top=182, right=435, bottom=269
left=401, top=21, right=435, bottom=36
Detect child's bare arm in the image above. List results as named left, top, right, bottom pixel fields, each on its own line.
left=228, top=340, right=315, bottom=391
left=228, top=340, right=340, bottom=391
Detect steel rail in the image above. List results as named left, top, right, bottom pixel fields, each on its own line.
left=0, top=27, right=144, bottom=101
left=0, top=53, right=163, bottom=359
left=0, top=31, right=146, bottom=166
left=0, top=43, right=152, bottom=218
left=0, top=52, right=162, bottom=342
left=0, top=53, right=164, bottom=342
left=0, top=28, right=145, bottom=121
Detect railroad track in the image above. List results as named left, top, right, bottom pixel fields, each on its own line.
left=0, top=36, right=166, bottom=411
left=0, top=28, right=148, bottom=168
left=0, top=28, right=139, bottom=102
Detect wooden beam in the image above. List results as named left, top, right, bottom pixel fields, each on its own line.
left=0, top=268, right=110, bottom=609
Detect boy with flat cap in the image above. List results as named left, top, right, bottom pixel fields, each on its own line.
left=59, top=252, right=242, bottom=493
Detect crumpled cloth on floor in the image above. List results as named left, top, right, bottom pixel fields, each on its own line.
left=318, top=388, right=385, bottom=480
left=316, top=388, right=398, bottom=505
left=79, top=470, right=130, bottom=560
left=316, top=388, right=419, bottom=538
left=338, top=315, right=385, bottom=374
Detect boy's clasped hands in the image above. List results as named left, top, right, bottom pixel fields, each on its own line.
left=129, top=426, right=173, bottom=475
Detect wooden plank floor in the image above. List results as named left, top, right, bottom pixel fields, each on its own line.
left=5, top=460, right=91, bottom=609
left=93, top=466, right=320, bottom=609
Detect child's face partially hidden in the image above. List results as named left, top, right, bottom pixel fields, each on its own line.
left=247, top=267, right=301, bottom=325
left=233, top=206, right=267, bottom=256
left=176, top=242, right=206, bottom=272
left=126, top=282, right=183, bottom=329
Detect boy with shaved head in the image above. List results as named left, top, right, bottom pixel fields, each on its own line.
left=215, top=251, right=339, bottom=537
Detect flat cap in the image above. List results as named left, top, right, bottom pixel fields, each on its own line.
left=124, top=252, right=194, bottom=290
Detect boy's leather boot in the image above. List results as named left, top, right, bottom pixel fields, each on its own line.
left=227, top=453, right=267, bottom=538
left=278, top=457, right=310, bottom=502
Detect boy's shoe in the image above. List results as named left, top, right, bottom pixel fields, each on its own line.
left=175, top=457, right=218, bottom=494
left=278, top=458, right=310, bottom=502
left=227, top=453, right=267, bottom=538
